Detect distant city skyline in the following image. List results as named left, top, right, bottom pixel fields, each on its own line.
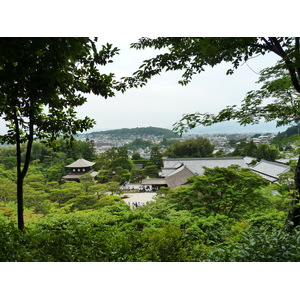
left=83, top=120, right=290, bottom=136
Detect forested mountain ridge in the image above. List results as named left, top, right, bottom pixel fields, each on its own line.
left=273, top=123, right=300, bottom=142
left=79, top=127, right=179, bottom=139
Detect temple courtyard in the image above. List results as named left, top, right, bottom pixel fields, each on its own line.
left=122, top=192, right=156, bottom=207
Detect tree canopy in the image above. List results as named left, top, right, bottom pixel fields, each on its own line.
left=166, top=166, right=269, bottom=217
left=165, top=137, right=214, bottom=158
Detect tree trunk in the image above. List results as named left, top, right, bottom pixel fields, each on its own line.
left=14, top=107, right=25, bottom=231
left=14, top=105, right=34, bottom=231
left=16, top=136, right=25, bottom=231
left=17, top=175, right=24, bottom=230
left=16, top=136, right=25, bottom=230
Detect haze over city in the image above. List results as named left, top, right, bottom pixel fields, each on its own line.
left=76, top=39, right=289, bottom=135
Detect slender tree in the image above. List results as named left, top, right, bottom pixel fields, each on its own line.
left=0, top=38, right=119, bottom=230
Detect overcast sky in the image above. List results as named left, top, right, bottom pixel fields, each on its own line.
left=0, top=37, right=291, bottom=136
left=75, top=38, right=288, bottom=134
left=1, top=2, right=297, bottom=136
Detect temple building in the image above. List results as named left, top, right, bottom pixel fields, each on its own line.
left=158, top=157, right=291, bottom=189
left=62, top=158, right=98, bottom=182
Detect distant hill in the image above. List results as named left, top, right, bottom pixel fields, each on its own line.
left=81, top=127, right=179, bottom=139
left=188, top=121, right=289, bottom=135
left=273, top=123, right=300, bottom=142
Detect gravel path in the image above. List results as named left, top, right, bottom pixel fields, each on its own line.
left=122, top=192, right=156, bottom=205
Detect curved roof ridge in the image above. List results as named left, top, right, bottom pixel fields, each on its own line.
left=183, top=164, right=198, bottom=175
left=259, top=159, right=289, bottom=166
left=66, top=158, right=95, bottom=168
left=165, top=157, right=244, bottom=161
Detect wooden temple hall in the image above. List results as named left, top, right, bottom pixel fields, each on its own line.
left=62, top=158, right=98, bottom=182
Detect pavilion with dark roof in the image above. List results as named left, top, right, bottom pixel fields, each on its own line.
left=62, top=158, right=98, bottom=182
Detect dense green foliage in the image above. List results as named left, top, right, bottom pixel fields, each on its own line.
left=165, top=137, right=214, bottom=158
left=126, top=138, right=153, bottom=150
left=273, top=123, right=300, bottom=142
left=0, top=184, right=298, bottom=262
left=95, top=146, right=133, bottom=183
left=231, top=140, right=280, bottom=161
left=168, top=166, right=269, bottom=215
left=0, top=145, right=298, bottom=262
left=0, top=136, right=164, bottom=188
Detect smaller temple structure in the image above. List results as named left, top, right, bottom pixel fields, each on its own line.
left=141, top=178, right=168, bottom=191
left=62, top=158, right=98, bottom=182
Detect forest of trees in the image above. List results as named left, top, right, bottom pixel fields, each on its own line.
left=230, top=140, right=280, bottom=161
left=0, top=134, right=300, bottom=261
left=164, top=137, right=214, bottom=158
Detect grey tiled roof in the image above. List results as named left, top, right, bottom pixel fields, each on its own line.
left=90, top=171, right=99, bottom=177
left=142, top=178, right=167, bottom=185
left=66, top=158, right=95, bottom=168
left=160, top=157, right=291, bottom=188
left=62, top=170, right=98, bottom=180
left=251, top=170, right=278, bottom=183
left=275, top=156, right=298, bottom=164
left=243, top=156, right=257, bottom=164
left=62, top=174, right=82, bottom=180
left=159, top=168, right=178, bottom=177
left=165, top=165, right=195, bottom=189
left=250, top=160, right=290, bottom=179
left=163, top=157, right=248, bottom=177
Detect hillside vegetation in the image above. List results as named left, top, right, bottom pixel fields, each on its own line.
left=82, top=126, right=179, bottom=139
left=273, top=123, right=300, bottom=142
